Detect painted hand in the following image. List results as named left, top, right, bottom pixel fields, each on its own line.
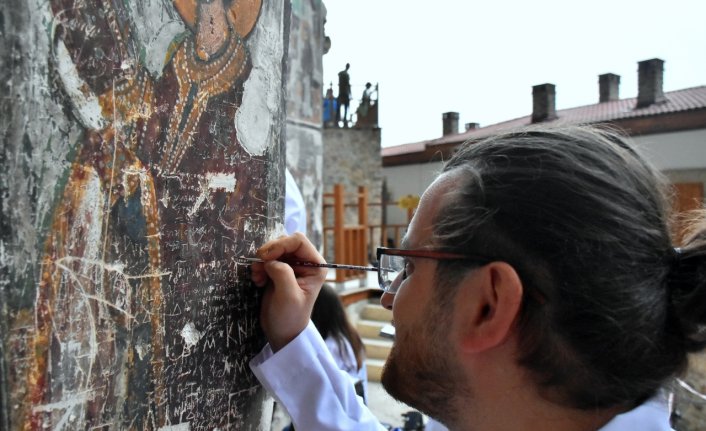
left=250, top=232, right=327, bottom=352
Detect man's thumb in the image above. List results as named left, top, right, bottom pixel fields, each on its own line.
left=262, top=260, right=297, bottom=288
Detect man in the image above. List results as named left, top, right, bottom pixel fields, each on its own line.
left=357, top=82, right=374, bottom=119
left=337, top=63, right=351, bottom=126
left=250, top=126, right=688, bottom=430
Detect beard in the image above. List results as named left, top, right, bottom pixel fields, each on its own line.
left=381, top=295, right=470, bottom=425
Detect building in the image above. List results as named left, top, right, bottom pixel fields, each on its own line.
left=382, top=58, right=706, bottom=229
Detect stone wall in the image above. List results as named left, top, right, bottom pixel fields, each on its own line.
left=286, top=0, right=326, bottom=249
left=323, top=127, right=383, bottom=261
left=0, top=1, right=288, bottom=429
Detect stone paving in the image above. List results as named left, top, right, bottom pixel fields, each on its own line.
left=367, top=381, right=418, bottom=429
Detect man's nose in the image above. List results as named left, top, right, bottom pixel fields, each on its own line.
left=380, top=292, right=394, bottom=310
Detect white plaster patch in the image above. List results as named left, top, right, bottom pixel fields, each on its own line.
left=235, top=71, right=274, bottom=156
left=126, top=0, right=186, bottom=78
left=158, top=424, right=191, bottom=431
left=189, top=172, right=237, bottom=217
left=266, top=223, right=287, bottom=242
left=235, top=4, right=284, bottom=156
left=63, top=340, right=83, bottom=357
left=32, top=391, right=94, bottom=412
left=206, top=172, right=237, bottom=192
left=135, top=343, right=148, bottom=360
left=54, top=40, right=105, bottom=130
left=180, top=322, right=202, bottom=350
left=160, top=188, right=171, bottom=208
left=70, top=170, right=104, bottom=265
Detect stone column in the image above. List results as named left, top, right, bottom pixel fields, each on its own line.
left=0, top=1, right=288, bottom=429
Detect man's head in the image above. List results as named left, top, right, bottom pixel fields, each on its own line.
left=381, top=126, right=689, bottom=425
left=380, top=168, right=526, bottom=427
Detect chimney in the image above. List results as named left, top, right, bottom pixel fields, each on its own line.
left=599, top=73, right=620, bottom=102
left=465, top=122, right=480, bottom=131
left=636, top=58, right=665, bottom=108
left=442, top=112, right=459, bottom=136
left=532, top=83, right=556, bottom=123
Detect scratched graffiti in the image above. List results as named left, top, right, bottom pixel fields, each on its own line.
left=1, top=0, right=287, bottom=429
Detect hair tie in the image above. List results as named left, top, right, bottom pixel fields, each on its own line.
left=668, top=247, right=689, bottom=291
left=669, top=247, right=683, bottom=277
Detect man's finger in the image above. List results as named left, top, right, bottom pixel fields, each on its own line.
left=250, top=261, right=268, bottom=287
left=257, top=233, right=323, bottom=264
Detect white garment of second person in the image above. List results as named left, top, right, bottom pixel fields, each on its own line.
left=325, top=335, right=368, bottom=403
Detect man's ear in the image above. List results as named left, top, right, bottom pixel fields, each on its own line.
left=456, top=262, right=523, bottom=353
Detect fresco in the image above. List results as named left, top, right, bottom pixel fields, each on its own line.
left=0, top=0, right=287, bottom=429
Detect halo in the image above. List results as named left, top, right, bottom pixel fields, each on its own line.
left=173, top=0, right=262, bottom=38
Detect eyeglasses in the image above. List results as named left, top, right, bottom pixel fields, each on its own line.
left=241, top=248, right=496, bottom=295
left=376, top=247, right=493, bottom=294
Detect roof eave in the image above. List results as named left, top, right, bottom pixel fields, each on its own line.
left=382, top=108, right=706, bottom=167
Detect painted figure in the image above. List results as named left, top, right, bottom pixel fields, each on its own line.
left=26, top=0, right=267, bottom=429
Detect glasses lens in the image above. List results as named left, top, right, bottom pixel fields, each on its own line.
left=378, top=253, right=406, bottom=293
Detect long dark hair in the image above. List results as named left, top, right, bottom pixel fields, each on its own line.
left=435, top=125, right=706, bottom=409
left=311, top=284, right=365, bottom=370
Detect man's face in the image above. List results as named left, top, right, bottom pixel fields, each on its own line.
left=381, top=171, right=468, bottom=422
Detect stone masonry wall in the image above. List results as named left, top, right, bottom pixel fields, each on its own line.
left=323, top=127, right=382, bottom=262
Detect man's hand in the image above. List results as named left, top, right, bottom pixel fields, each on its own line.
left=250, top=233, right=327, bottom=352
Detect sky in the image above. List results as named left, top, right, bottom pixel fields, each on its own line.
left=321, top=0, right=706, bottom=148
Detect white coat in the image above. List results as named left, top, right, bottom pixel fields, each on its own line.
left=250, top=322, right=673, bottom=431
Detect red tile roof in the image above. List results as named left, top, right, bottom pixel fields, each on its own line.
left=382, top=86, right=706, bottom=158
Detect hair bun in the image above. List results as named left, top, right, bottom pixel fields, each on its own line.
left=667, top=246, right=706, bottom=352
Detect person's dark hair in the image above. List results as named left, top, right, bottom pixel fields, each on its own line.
left=433, top=125, right=706, bottom=410
left=311, top=284, right=365, bottom=370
